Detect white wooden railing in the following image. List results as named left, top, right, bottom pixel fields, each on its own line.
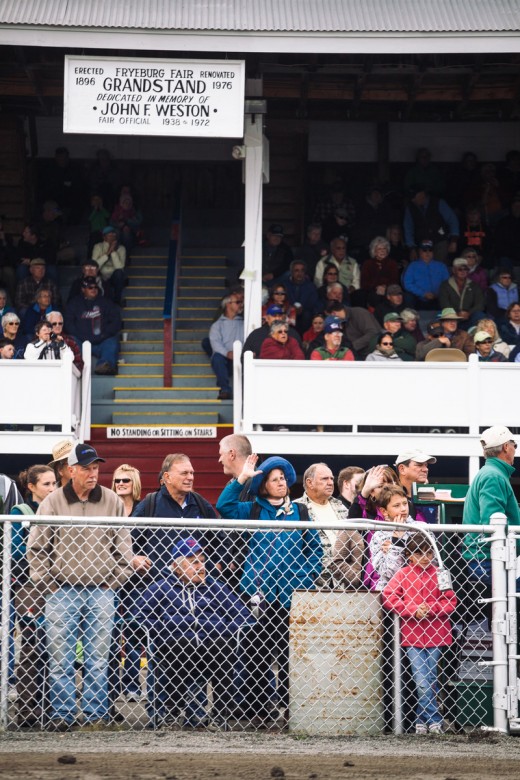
left=0, top=342, right=91, bottom=454
left=235, top=345, right=520, bottom=481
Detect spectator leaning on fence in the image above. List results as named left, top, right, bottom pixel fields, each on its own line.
left=295, top=462, right=363, bottom=590
left=462, top=426, right=520, bottom=589
left=27, top=443, right=132, bottom=732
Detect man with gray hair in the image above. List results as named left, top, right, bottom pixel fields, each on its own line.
left=208, top=293, right=244, bottom=400
left=462, top=425, right=520, bottom=586
left=295, top=462, right=364, bottom=589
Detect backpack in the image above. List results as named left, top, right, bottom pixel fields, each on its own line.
left=142, top=490, right=214, bottom=518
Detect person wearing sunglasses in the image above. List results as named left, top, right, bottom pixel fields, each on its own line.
left=473, top=330, right=508, bottom=362
left=365, top=331, right=402, bottom=362
left=258, top=320, right=305, bottom=361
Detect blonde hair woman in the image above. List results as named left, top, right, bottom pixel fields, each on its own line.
left=473, top=318, right=510, bottom=358
left=111, top=463, right=142, bottom=516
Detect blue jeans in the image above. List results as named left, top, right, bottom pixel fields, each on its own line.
left=406, top=646, right=442, bottom=726
left=91, top=337, right=119, bottom=370
left=45, top=586, right=116, bottom=723
left=211, top=352, right=232, bottom=394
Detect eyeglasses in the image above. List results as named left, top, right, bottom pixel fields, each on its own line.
left=277, top=329, right=289, bottom=334
left=114, top=478, right=132, bottom=484
left=479, top=338, right=493, bottom=344
left=381, top=341, right=393, bottom=346
left=273, top=291, right=286, bottom=296
left=457, top=266, right=469, bottom=271
left=51, top=322, right=64, bottom=326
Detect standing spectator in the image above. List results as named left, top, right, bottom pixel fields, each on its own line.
left=404, top=189, right=459, bottom=264
left=337, top=466, right=365, bottom=512
left=473, top=330, right=508, bottom=362
left=339, top=305, right=381, bottom=359
left=216, top=454, right=322, bottom=725
left=310, top=317, right=354, bottom=361
left=402, top=240, right=450, bottom=310
left=383, top=536, right=456, bottom=735
left=296, top=463, right=364, bottom=589
left=415, top=308, right=475, bottom=360
left=15, top=258, right=61, bottom=316
left=262, top=223, right=293, bottom=284
left=91, top=226, right=126, bottom=305
left=209, top=293, right=244, bottom=400
left=499, top=302, right=520, bottom=350
left=370, top=485, right=421, bottom=591
left=438, top=257, right=486, bottom=327
left=47, top=311, right=84, bottom=372
left=259, top=320, right=305, bottom=360
left=486, top=268, right=519, bottom=321
left=65, top=277, right=122, bottom=375
left=394, top=450, right=436, bottom=501
left=24, top=320, right=73, bottom=362
left=27, top=444, right=132, bottom=731
left=462, top=426, right=520, bottom=590
left=47, top=439, right=73, bottom=488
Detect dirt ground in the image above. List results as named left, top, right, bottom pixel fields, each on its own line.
left=1, top=732, right=520, bottom=780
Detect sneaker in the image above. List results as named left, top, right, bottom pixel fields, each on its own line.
left=429, top=722, right=444, bottom=734
left=415, top=723, right=428, bottom=735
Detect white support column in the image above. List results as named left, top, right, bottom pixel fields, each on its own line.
left=490, top=512, right=509, bottom=733
left=242, top=111, right=265, bottom=338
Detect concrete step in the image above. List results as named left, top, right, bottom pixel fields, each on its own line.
left=112, top=410, right=220, bottom=425
left=179, top=276, right=226, bottom=287
left=114, top=387, right=219, bottom=400
left=112, top=399, right=223, bottom=410
left=117, top=363, right=211, bottom=375
left=113, top=375, right=214, bottom=388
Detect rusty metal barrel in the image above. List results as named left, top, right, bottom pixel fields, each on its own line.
left=288, top=590, right=384, bottom=735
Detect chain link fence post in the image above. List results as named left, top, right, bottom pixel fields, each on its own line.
left=0, top=518, right=12, bottom=732
left=489, top=512, right=509, bottom=733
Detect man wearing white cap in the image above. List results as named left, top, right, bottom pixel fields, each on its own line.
left=462, top=426, right=520, bottom=585
left=394, top=450, right=437, bottom=498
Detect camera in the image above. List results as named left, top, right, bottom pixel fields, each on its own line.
left=49, top=331, right=58, bottom=341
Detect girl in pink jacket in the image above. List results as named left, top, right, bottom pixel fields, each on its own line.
left=383, top=535, right=457, bottom=735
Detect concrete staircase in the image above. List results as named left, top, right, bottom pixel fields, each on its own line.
left=92, top=242, right=233, bottom=427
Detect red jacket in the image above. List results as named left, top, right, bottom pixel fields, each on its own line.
left=259, top=336, right=305, bottom=360
left=382, top=563, right=456, bottom=648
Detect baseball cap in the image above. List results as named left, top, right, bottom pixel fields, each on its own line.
left=48, top=439, right=74, bottom=467
left=480, top=425, right=515, bottom=449
left=474, top=330, right=493, bottom=343
left=268, top=223, right=284, bottom=236
left=387, top=284, right=403, bottom=296
left=419, top=240, right=434, bottom=251
left=394, top=450, right=437, bottom=467
left=324, top=317, right=343, bottom=334
left=452, top=257, right=469, bottom=269
left=30, top=257, right=46, bottom=267
left=266, top=304, right=284, bottom=316
left=102, top=225, right=117, bottom=235
left=384, top=312, right=403, bottom=324
left=171, top=537, right=203, bottom=560
left=68, top=443, right=106, bottom=467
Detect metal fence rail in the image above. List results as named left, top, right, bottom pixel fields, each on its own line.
left=0, top=515, right=509, bottom=735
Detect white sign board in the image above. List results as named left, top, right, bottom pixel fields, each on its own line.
left=106, top=426, right=216, bottom=439
left=64, top=56, right=245, bottom=138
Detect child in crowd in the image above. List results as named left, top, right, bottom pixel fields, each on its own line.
left=370, top=484, right=422, bottom=590
left=383, top=536, right=457, bottom=735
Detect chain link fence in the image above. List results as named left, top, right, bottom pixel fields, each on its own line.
left=0, top=515, right=511, bottom=735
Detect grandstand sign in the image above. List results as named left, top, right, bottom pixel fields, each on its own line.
left=107, top=426, right=216, bottom=439
left=64, top=56, right=245, bottom=137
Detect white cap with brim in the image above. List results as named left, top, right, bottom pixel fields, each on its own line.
left=394, top=449, right=437, bottom=467
left=480, top=425, right=515, bottom=449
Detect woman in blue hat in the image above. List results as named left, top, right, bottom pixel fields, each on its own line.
left=216, top=453, right=322, bottom=725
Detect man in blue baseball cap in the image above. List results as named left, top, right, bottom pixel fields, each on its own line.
left=132, top=537, right=255, bottom=730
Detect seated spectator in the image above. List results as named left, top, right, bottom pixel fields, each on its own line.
left=314, top=237, right=360, bottom=293
left=262, top=223, right=293, bottom=284
left=317, top=264, right=350, bottom=308
left=132, top=537, right=254, bottom=730
left=44, top=147, right=85, bottom=225
left=447, top=152, right=480, bottom=213
left=298, top=223, right=328, bottom=280
left=0, top=222, right=16, bottom=303
left=88, top=148, right=121, bottom=213
left=65, top=276, right=122, bottom=375
left=283, top=260, right=319, bottom=334
left=21, top=288, right=56, bottom=336
left=366, top=331, right=402, bottom=362
left=373, top=313, right=417, bottom=361
left=111, top=192, right=143, bottom=252
left=261, top=282, right=297, bottom=327
left=359, top=237, right=400, bottom=308
left=313, top=183, right=355, bottom=234
left=400, top=308, right=424, bottom=343
left=402, top=240, right=449, bottom=310
left=209, top=293, right=244, bottom=400
left=404, top=147, right=445, bottom=199
left=403, top=188, right=459, bottom=263
left=296, top=463, right=364, bottom=589
left=47, top=311, right=84, bottom=372
left=351, top=186, right=395, bottom=255
left=473, top=330, right=508, bottom=362
left=438, top=257, right=486, bottom=328
left=37, top=200, right=75, bottom=265
left=486, top=268, right=519, bottom=321
left=310, top=316, right=355, bottom=361
left=386, top=224, right=409, bottom=272
left=302, top=312, right=325, bottom=347
left=374, top=284, right=406, bottom=325
left=0, top=338, right=15, bottom=359
left=321, top=206, right=351, bottom=244
left=0, top=288, right=15, bottom=329
left=15, top=224, right=56, bottom=282
left=67, top=259, right=110, bottom=302
left=15, top=258, right=61, bottom=317
left=259, top=320, right=305, bottom=360
left=87, top=193, right=111, bottom=255
left=492, top=194, right=520, bottom=274
left=24, top=319, right=73, bottom=362
left=461, top=245, right=488, bottom=292
left=415, top=309, right=475, bottom=360
left=471, top=317, right=510, bottom=359
left=498, top=301, right=520, bottom=349
left=337, top=304, right=384, bottom=360
left=242, top=305, right=302, bottom=358
left=477, top=162, right=506, bottom=227
left=91, top=226, right=126, bottom=305
left=461, top=208, right=491, bottom=265
left=1, top=312, right=26, bottom=358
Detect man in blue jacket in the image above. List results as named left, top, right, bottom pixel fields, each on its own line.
left=132, top=537, right=255, bottom=729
